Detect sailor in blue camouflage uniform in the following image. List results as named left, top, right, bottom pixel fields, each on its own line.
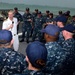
left=71, top=16, right=75, bottom=39
left=14, top=41, right=47, bottom=75
left=20, top=8, right=33, bottom=43
left=32, top=9, right=38, bottom=18
left=32, top=11, right=45, bottom=41
left=14, top=7, right=23, bottom=34
left=30, top=9, right=39, bottom=37
left=59, top=24, right=75, bottom=75
left=70, top=15, right=75, bottom=27
left=41, top=25, right=66, bottom=75
left=0, top=30, right=26, bottom=75
left=59, top=24, right=75, bottom=48
left=46, top=13, right=54, bottom=25
left=41, top=24, right=75, bottom=75
left=55, top=15, right=67, bottom=46
left=43, top=10, right=50, bottom=23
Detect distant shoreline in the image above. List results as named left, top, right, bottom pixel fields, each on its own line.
left=0, top=2, right=75, bottom=15
left=0, top=2, right=75, bottom=9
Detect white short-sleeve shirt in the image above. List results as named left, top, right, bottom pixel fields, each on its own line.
left=2, top=17, right=18, bottom=35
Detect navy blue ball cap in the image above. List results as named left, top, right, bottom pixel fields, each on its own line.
left=14, top=7, right=18, bottom=10
left=26, top=41, right=47, bottom=68
left=35, top=9, right=38, bottom=11
left=60, top=24, right=75, bottom=33
left=38, top=11, right=41, bottom=14
left=55, top=16, right=67, bottom=23
left=26, top=7, right=29, bottom=11
left=41, top=24, right=60, bottom=37
left=72, top=15, right=75, bottom=18
left=46, top=10, right=50, bottom=13
left=0, top=30, right=12, bottom=44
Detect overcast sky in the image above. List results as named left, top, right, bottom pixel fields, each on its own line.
left=0, top=0, right=75, bottom=8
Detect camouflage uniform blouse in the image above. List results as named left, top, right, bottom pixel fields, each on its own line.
left=13, top=68, right=45, bottom=75
left=0, top=48, right=27, bottom=75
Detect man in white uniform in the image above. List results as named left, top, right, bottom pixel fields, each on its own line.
left=2, top=10, right=19, bottom=51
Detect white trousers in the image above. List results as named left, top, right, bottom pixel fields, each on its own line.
left=13, top=34, right=19, bottom=51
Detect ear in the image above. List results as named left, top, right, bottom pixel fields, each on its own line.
left=26, top=56, right=29, bottom=62
left=10, top=39, right=14, bottom=46
left=45, top=33, right=49, bottom=36
left=62, top=30, right=68, bottom=38
left=47, top=34, right=50, bottom=38
left=64, top=30, right=68, bottom=35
